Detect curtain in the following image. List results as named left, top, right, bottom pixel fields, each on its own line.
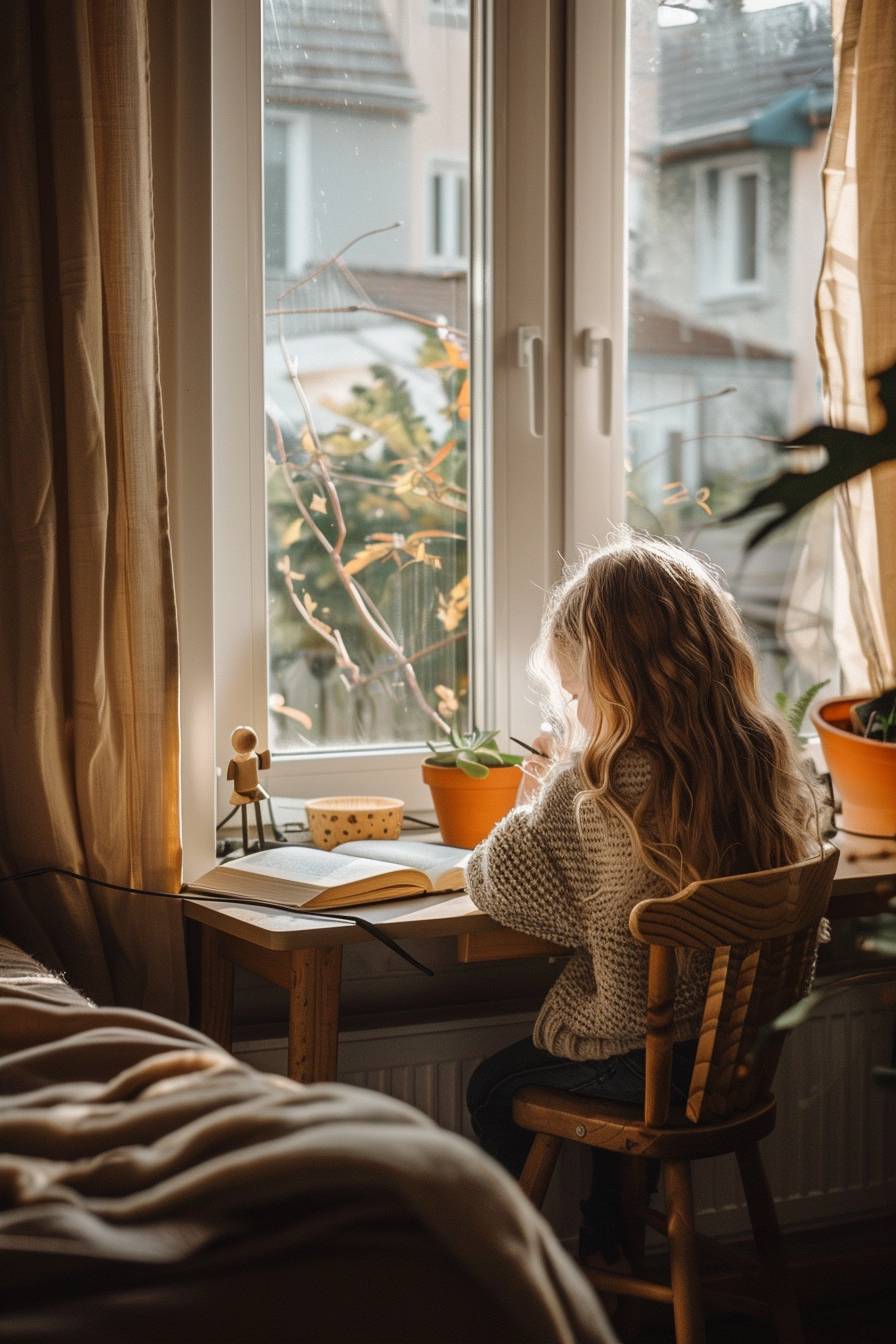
left=818, top=0, right=896, bottom=692
left=0, top=0, right=186, bottom=1018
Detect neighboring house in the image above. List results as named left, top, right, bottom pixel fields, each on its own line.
left=264, top=0, right=468, bottom=287
left=630, top=2, right=833, bottom=498
left=263, top=0, right=421, bottom=282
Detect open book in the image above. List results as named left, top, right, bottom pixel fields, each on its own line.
left=186, top=839, right=471, bottom=911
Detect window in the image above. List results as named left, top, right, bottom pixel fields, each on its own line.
left=427, top=161, right=468, bottom=267
left=696, top=160, right=767, bottom=301
left=428, top=0, right=470, bottom=26
left=210, top=0, right=564, bottom=810
left=620, top=0, right=836, bottom=704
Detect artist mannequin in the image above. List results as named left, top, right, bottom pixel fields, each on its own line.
left=226, top=726, right=272, bottom=850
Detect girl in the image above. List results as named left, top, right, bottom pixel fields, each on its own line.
left=466, top=534, right=822, bottom=1269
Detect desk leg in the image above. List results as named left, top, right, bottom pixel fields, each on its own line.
left=199, top=927, right=234, bottom=1051
left=288, top=945, right=343, bottom=1083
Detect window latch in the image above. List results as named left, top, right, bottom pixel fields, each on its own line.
left=582, top=328, right=613, bottom=437
left=517, top=325, right=544, bottom=439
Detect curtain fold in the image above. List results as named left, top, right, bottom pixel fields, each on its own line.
left=0, top=0, right=186, bottom=1018
left=818, top=0, right=896, bottom=692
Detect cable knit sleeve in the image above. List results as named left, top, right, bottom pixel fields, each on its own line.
left=465, top=765, right=590, bottom=946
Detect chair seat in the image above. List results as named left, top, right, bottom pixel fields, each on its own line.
left=513, top=1087, right=777, bottom=1160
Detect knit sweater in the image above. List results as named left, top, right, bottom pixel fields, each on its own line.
left=466, top=749, right=711, bottom=1061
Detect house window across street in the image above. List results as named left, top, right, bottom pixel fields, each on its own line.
left=428, top=161, right=468, bottom=267
left=697, top=161, right=766, bottom=300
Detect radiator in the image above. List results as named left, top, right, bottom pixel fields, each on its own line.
left=234, top=981, right=896, bottom=1242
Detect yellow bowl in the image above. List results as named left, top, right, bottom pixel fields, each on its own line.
left=304, top=795, right=405, bottom=850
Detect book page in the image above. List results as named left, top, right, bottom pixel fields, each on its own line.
left=192, top=845, right=412, bottom=898
left=333, top=839, right=471, bottom=891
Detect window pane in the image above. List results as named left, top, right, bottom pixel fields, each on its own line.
left=263, top=0, right=471, bottom=754
left=628, top=0, right=836, bottom=703
left=264, top=120, right=288, bottom=273
left=737, top=173, right=758, bottom=282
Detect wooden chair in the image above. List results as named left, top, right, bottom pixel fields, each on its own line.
left=513, top=845, right=838, bottom=1344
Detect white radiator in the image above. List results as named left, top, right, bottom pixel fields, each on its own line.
left=234, top=981, right=896, bottom=1242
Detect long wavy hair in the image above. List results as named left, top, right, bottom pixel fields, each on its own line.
left=532, top=534, right=823, bottom=889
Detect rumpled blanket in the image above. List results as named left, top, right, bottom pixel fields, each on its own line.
left=0, top=939, right=614, bottom=1344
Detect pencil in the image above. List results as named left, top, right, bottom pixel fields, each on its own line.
left=510, top=735, right=550, bottom=759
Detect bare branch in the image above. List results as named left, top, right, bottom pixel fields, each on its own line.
left=356, top=631, right=467, bottom=687
left=269, top=301, right=466, bottom=340
left=276, top=221, right=404, bottom=305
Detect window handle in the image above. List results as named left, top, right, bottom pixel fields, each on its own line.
left=517, top=325, right=544, bottom=438
left=583, top=328, right=612, bottom=437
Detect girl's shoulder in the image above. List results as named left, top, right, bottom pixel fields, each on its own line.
left=609, top=744, right=653, bottom=803
left=534, top=744, right=652, bottom=818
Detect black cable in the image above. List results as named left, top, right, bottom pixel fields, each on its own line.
left=0, top=867, right=434, bottom=976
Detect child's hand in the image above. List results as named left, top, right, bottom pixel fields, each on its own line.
left=516, top=732, right=555, bottom=804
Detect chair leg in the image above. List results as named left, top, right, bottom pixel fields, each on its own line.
left=664, top=1158, right=705, bottom=1344
left=615, top=1157, right=649, bottom=1340
left=519, top=1133, right=562, bottom=1208
left=737, top=1142, right=803, bottom=1344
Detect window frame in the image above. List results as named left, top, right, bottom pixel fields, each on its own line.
left=206, top=0, right=568, bottom=817
left=695, top=154, right=769, bottom=304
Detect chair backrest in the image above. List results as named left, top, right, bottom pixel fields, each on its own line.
left=629, top=844, right=838, bottom=1126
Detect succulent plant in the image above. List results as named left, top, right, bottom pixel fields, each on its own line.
left=425, top=725, right=523, bottom=780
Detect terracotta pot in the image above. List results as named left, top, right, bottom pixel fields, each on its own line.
left=422, top=761, right=522, bottom=849
left=811, top=695, right=896, bottom=837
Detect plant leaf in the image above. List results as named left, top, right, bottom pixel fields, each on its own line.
left=456, top=751, right=489, bottom=779
left=786, top=679, right=829, bottom=735
left=280, top=517, right=304, bottom=548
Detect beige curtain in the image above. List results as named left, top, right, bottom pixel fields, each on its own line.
left=818, top=0, right=896, bottom=692
left=0, top=0, right=186, bottom=1018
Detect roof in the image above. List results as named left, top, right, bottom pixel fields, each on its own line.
left=659, top=3, right=833, bottom=157
left=264, top=0, right=422, bottom=116
left=630, top=292, right=791, bottom=363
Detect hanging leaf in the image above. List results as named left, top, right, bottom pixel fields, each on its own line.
left=310, top=494, right=328, bottom=514
left=437, top=575, right=471, bottom=632
left=343, top=541, right=393, bottom=577
left=269, top=695, right=313, bottom=730
left=280, top=517, right=305, bottom=548
left=724, top=360, right=896, bottom=549
left=434, top=684, right=459, bottom=717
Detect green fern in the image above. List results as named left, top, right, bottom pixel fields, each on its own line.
left=774, top=680, right=829, bottom=742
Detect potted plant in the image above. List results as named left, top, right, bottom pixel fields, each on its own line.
left=422, top=726, right=523, bottom=848
left=728, top=364, right=896, bottom=841
left=811, top=689, right=896, bottom=839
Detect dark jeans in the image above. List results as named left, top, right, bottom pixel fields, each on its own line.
left=467, top=1036, right=698, bottom=1261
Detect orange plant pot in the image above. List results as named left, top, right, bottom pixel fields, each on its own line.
left=811, top=695, right=896, bottom=837
left=422, top=761, right=522, bottom=849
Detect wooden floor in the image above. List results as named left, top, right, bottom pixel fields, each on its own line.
left=637, top=1294, right=894, bottom=1343
left=615, top=1213, right=896, bottom=1343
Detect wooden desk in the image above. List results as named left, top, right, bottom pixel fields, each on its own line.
left=184, top=838, right=896, bottom=1084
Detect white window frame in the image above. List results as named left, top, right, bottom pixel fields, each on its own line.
left=565, top=0, right=627, bottom=557
left=695, top=154, right=769, bottom=303
left=199, top=0, right=566, bottom=826
left=425, top=156, right=469, bottom=268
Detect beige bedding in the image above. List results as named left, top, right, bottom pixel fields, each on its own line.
left=0, top=939, right=614, bottom=1343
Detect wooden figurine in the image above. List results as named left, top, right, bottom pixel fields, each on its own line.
left=227, top=726, right=272, bottom=850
